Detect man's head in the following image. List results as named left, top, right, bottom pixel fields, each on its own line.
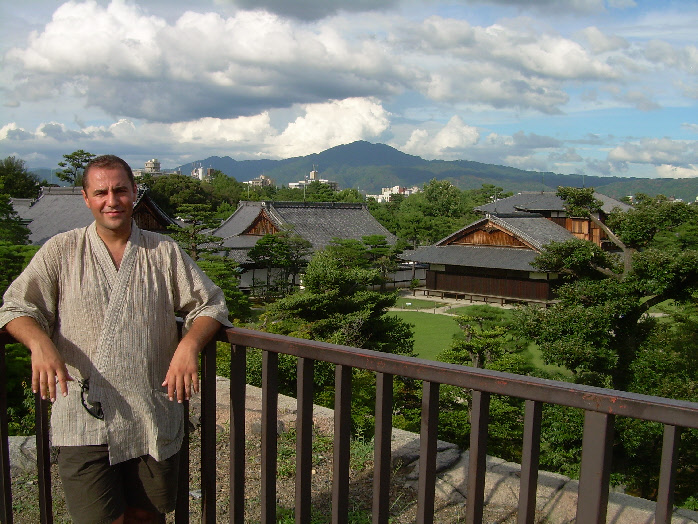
left=81, top=155, right=138, bottom=239
left=82, top=155, right=135, bottom=190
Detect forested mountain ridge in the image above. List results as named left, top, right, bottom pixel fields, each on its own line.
left=177, top=141, right=698, bottom=201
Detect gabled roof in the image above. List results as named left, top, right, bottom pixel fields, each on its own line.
left=402, top=245, right=541, bottom=271
left=13, top=186, right=177, bottom=245
left=214, top=201, right=396, bottom=254
left=475, top=191, right=631, bottom=215
left=437, top=214, right=575, bottom=251
left=405, top=214, right=575, bottom=271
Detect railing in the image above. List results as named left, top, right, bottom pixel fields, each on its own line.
left=2, top=327, right=698, bottom=523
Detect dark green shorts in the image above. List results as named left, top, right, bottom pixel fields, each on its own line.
left=57, top=445, right=180, bottom=524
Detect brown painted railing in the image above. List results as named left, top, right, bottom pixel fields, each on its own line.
left=2, top=327, right=698, bottom=523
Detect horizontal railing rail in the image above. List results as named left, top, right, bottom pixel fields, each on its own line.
left=2, top=327, right=698, bottom=524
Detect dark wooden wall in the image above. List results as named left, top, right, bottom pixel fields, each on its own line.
left=426, top=269, right=554, bottom=302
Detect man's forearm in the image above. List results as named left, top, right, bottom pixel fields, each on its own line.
left=179, top=316, right=224, bottom=354
left=5, top=315, right=52, bottom=349
left=5, top=315, right=72, bottom=401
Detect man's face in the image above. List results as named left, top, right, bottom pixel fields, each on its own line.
left=82, top=166, right=137, bottom=238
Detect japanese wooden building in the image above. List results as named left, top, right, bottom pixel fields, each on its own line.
left=403, top=191, right=630, bottom=304
left=213, top=200, right=397, bottom=264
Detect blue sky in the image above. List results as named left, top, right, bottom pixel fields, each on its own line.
left=0, top=0, right=696, bottom=179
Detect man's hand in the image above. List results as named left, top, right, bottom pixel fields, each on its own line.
left=162, top=341, right=200, bottom=403
left=5, top=316, right=73, bottom=402
left=162, top=316, right=222, bottom=403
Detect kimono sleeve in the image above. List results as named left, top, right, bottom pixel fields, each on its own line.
left=0, top=238, right=61, bottom=334
left=169, top=244, right=232, bottom=333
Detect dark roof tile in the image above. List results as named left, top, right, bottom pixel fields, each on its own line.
left=402, top=245, right=541, bottom=271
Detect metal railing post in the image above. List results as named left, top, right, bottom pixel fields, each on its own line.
left=656, top=425, right=681, bottom=524
left=373, top=372, right=393, bottom=524
left=260, top=351, right=278, bottom=524
left=0, top=342, right=12, bottom=524
left=332, top=365, right=352, bottom=524
left=577, top=411, right=614, bottom=524
left=200, top=339, right=217, bottom=523
left=34, top=395, right=52, bottom=524
left=229, top=343, right=247, bottom=524
left=518, top=400, right=542, bottom=524
left=417, top=381, right=439, bottom=524
left=466, top=390, right=490, bottom=524
left=295, top=357, right=314, bottom=524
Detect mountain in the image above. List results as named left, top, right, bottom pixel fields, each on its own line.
left=178, top=141, right=698, bottom=202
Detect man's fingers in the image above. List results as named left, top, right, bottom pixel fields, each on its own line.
left=31, top=370, right=40, bottom=395
left=55, top=368, right=73, bottom=398
left=165, top=376, right=176, bottom=402
left=48, top=374, right=58, bottom=402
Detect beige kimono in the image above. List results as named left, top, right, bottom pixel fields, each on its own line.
left=0, top=223, right=231, bottom=464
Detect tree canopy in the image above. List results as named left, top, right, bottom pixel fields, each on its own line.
left=515, top=188, right=698, bottom=503
left=56, top=150, right=96, bottom=186
left=0, top=156, right=40, bottom=198
left=369, top=181, right=511, bottom=248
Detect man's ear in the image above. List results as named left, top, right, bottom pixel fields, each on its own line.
left=82, top=189, right=89, bottom=207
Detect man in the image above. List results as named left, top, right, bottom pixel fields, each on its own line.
left=0, top=155, right=231, bottom=523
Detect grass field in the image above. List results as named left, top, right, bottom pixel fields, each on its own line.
left=390, top=305, right=571, bottom=377
left=394, top=296, right=448, bottom=310
left=389, top=310, right=461, bottom=360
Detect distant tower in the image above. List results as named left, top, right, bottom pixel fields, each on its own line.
left=309, top=165, right=319, bottom=181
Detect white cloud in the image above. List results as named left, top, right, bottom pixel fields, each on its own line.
left=5, top=3, right=404, bottom=122
left=401, top=116, right=479, bottom=159
left=644, top=40, right=698, bottom=74
left=608, top=138, right=698, bottom=167
left=607, top=0, right=636, bottom=8
left=273, top=98, right=390, bottom=158
left=655, top=164, right=698, bottom=178
left=1, top=97, right=391, bottom=161
left=168, top=114, right=273, bottom=144
left=228, top=0, right=399, bottom=20
left=576, top=26, right=628, bottom=54
left=1, top=0, right=697, bottom=179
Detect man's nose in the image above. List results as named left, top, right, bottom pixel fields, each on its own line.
left=106, top=190, right=118, bottom=206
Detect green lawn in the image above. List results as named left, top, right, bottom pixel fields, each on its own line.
left=389, top=310, right=461, bottom=360
left=391, top=305, right=572, bottom=377
left=394, top=297, right=448, bottom=310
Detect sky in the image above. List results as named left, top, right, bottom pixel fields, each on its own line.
left=1, top=0, right=697, bottom=180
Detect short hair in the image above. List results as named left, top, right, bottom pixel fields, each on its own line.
left=83, top=155, right=135, bottom=189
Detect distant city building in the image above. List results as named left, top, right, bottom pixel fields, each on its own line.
left=133, top=158, right=178, bottom=178
left=245, top=174, right=275, bottom=187
left=288, top=167, right=338, bottom=191
left=191, top=164, right=215, bottom=181
left=367, top=185, right=421, bottom=203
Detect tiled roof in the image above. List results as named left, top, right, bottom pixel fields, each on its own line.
left=476, top=191, right=631, bottom=215
left=437, top=215, right=574, bottom=251
left=215, top=201, right=269, bottom=238
left=402, top=245, right=541, bottom=271
left=413, top=214, right=575, bottom=271
left=271, top=202, right=396, bottom=250
left=13, top=187, right=94, bottom=245
left=213, top=201, right=396, bottom=253
left=13, top=186, right=177, bottom=245
left=489, top=215, right=574, bottom=250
